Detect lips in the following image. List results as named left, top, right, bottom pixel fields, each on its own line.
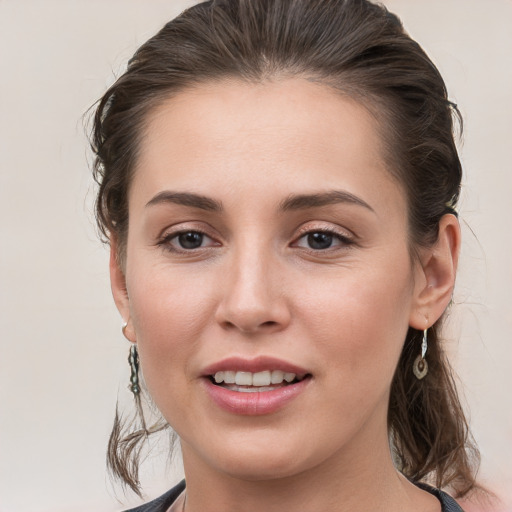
left=201, top=356, right=312, bottom=415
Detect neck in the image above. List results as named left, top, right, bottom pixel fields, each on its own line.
left=179, top=416, right=439, bottom=512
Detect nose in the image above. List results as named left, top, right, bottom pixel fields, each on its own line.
left=214, top=247, right=291, bottom=335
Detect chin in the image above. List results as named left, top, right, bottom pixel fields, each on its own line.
left=217, top=455, right=309, bottom=482
left=190, top=428, right=335, bottom=483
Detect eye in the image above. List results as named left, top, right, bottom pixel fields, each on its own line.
left=160, top=230, right=218, bottom=251
left=176, top=231, right=207, bottom=249
left=294, top=230, right=352, bottom=250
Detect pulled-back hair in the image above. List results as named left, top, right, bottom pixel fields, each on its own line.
left=91, top=0, right=479, bottom=497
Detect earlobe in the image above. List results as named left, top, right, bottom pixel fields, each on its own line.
left=109, top=239, right=136, bottom=342
left=410, top=214, right=461, bottom=329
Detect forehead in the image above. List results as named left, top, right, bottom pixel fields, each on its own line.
left=132, top=78, right=404, bottom=216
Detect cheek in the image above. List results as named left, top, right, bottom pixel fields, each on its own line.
left=287, top=261, right=414, bottom=447
left=125, top=265, right=217, bottom=397
left=128, top=256, right=216, bottom=335
left=299, top=258, right=414, bottom=383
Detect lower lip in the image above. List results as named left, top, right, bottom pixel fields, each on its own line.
left=203, top=377, right=311, bottom=415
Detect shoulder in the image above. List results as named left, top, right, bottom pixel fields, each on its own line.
left=123, top=480, right=186, bottom=512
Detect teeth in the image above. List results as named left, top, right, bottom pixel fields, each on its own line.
left=271, top=370, right=284, bottom=384
left=252, top=371, right=271, bottom=386
left=223, top=385, right=277, bottom=393
left=213, top=370, right=299, bottom=386
left=224, top=371, right=236, bottom=384
left=235, top=372, right=253, bottom=386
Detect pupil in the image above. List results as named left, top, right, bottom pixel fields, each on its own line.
left=179, top=232, right=203, bottom=249
left=308, top=232, right=333, bottom=250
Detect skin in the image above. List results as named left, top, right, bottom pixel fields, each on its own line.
left=111, top=79, right=460, bottom=512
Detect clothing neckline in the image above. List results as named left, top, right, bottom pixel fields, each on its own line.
left=123, top=479, right=465, bottom=512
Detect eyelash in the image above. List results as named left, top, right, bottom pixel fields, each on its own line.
left=292, top=226, right=355, bottom=252
left=157, top=229, right=218, bottom=253
left=157, top=226, right=355, bottom=254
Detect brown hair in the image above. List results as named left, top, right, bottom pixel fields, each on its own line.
left=91, top=0, right=479, bottom=497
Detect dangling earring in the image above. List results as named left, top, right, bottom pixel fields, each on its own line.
left=126, top=343, right=147, bottom=432
left=128, top=344, right=141, bottom=396
left=413, top=329, right=429, bottom=380
left=121, top=321, right=147, bottom=431
left=122, top=322, right=141, bottom=396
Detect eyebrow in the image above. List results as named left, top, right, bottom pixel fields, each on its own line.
left=279, top=190, right=375, bottom=213
left=145, top=189, right=374, bottom=214
left=145, top=191, right=223, bottom=212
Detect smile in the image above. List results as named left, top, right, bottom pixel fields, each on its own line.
left=212, top=370, right=306, bottom=391
left=202, top=360, right=312, bottom=415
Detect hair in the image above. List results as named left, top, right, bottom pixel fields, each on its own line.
left=91, top=0, right=480, bottom=498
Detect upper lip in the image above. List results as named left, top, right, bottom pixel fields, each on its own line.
left=201, top=356, right=310, bottom=377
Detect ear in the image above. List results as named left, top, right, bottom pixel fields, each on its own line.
left=110, top=238, right=136, bottom=342
left=409, top=214, right=461, bottom=329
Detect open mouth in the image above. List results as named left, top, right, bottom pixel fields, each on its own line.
left=208, top=370, right=311, bottom=393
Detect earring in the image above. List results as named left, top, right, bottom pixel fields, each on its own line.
left=128, top=344, right=141, bottom=396
left=413, top=329, right=429, bottom=380
left=122, top=320, right=141, bottom=395
left=127, top=343, right=148, bottom=432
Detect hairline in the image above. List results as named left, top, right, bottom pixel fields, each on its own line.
left=116, top=73, right=421, bottom=269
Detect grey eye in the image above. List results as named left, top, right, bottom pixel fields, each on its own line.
left=294, top=229, right=352, bottom=251
left=177, top=231, right=205, bottom=249
left=307, top=232, right=334, bottom=250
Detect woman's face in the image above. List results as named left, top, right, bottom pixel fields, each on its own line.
left=114, top=79, right=429, bottom=480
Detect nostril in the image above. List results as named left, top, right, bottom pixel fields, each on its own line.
left=220, top=320, right=237, bottom=330
left=219, top=319, right=280, bottom=333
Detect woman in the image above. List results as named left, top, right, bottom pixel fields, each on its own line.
left=91, top=0, right=482, bottom=510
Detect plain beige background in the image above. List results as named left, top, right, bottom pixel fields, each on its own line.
left=0, top=1, right=510, bottom=511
